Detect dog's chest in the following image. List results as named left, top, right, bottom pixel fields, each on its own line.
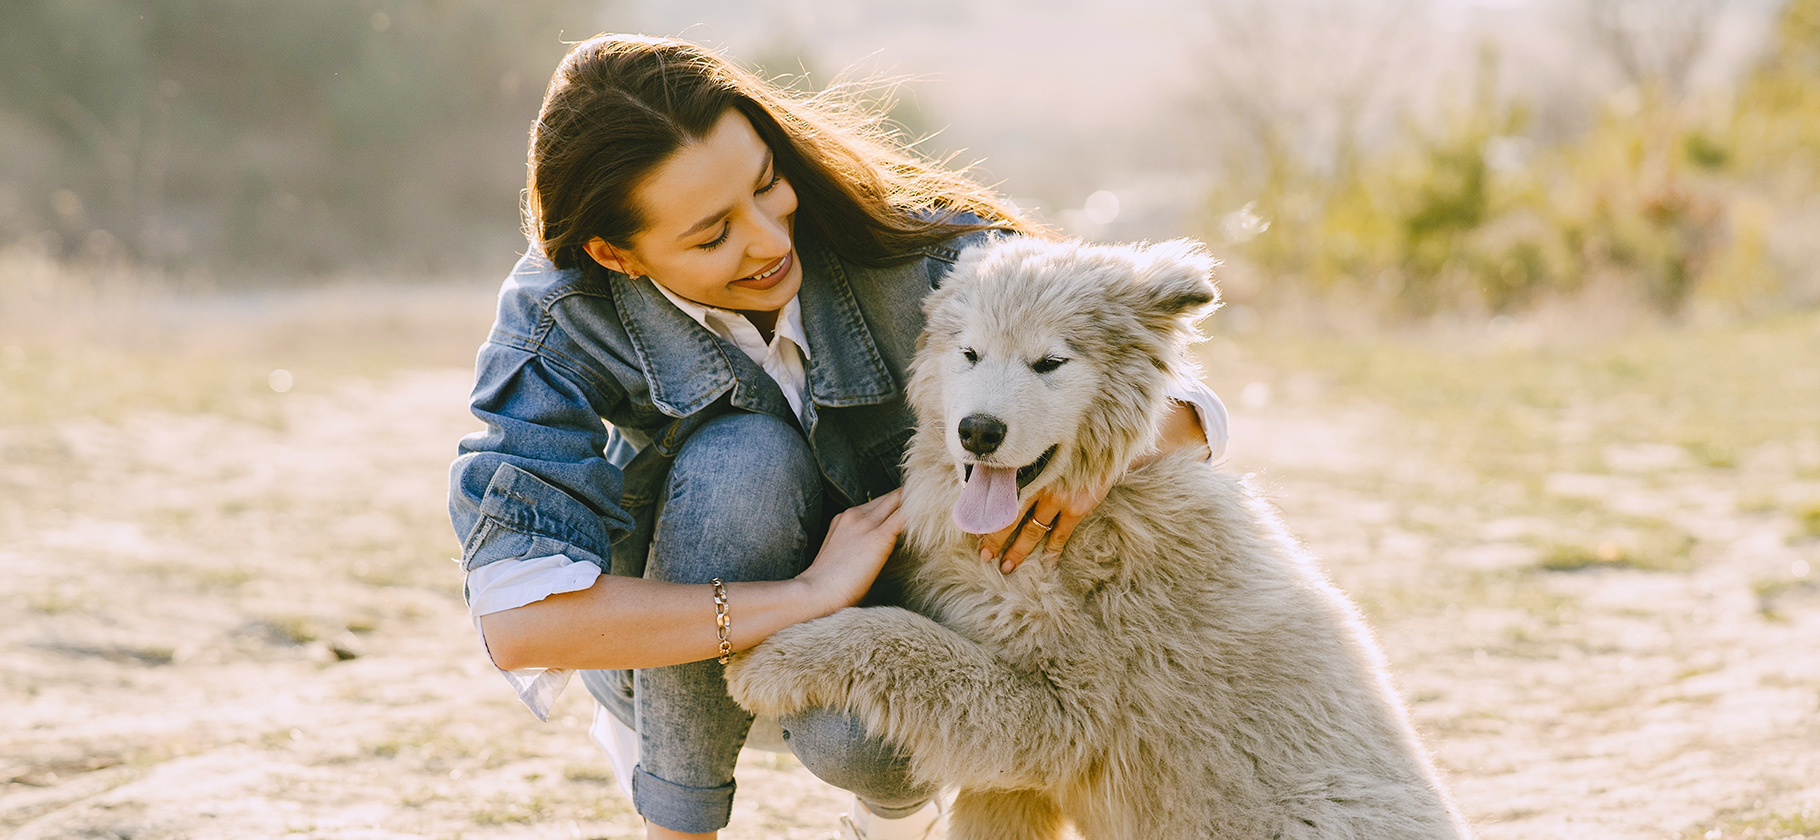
left=914, top=552, right=1098, bottom=664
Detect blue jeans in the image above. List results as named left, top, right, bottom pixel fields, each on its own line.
left=578, top=412, right=934, bottom=834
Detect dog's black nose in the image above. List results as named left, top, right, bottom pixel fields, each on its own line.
left=957, top=413, right=1007, bottom=457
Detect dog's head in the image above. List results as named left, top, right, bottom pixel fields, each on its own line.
left=907, top=237, right=1220, bottom=535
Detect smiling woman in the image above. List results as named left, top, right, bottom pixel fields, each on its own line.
left=449, top=33, right=1223, bottom=840
left=582, top=111, right=804, bottom=332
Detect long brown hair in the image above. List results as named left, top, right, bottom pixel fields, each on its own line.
left=527, top=34, right=1040, bottom=271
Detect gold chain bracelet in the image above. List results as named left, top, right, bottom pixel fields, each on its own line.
left=710, top=578, right=732, bottom=665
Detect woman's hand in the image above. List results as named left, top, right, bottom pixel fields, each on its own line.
left=795, top=488, right=906, bottom=614
left=977, top=478, right=1113, bottom=574
left=982, top=400, right=1211, bottom=573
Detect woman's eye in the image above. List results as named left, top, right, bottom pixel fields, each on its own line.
left=1031, top=356, right=1069, bottom=374
left=961, top=347, right=978, bottom=364
left=697, top=222, right=731, bottom=250
left=696, top=171, right=780, bottom=252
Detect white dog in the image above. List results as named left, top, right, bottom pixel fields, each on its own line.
left=728, top=238, right=1470, bottom=840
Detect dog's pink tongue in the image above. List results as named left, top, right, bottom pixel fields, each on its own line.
left=954, top=465, right=1021, bottom=534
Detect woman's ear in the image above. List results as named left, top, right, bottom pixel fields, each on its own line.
left=584, top=237, right=645, bottom=278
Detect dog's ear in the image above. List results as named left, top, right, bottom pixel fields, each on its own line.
left=1126, top=239, right=1221, bottom=326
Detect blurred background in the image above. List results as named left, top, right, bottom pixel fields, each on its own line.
left=2, top=2, right=1818, bottom=839
left=3, top=0, right=1818, bottom=314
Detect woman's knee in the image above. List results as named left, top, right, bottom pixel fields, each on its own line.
left=650, top=412, right=823, bottom=583
left=780, top=708, right=933, bottom=814
left=672, top=412, right=817, bottom=493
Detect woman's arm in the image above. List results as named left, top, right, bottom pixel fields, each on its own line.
left=480, top=489, right=905, bottom=671
left=454, top=255, right=889, bottom=676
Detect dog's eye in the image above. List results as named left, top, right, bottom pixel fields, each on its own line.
left=1032, top=356, right=1069, bottom=374
left=961, top=347, right=978, bottom=364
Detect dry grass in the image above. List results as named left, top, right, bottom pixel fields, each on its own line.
left=1197, top=305, right=1820, bottom=839
left=1800, top=503, right=1820, bottom=540
left=3, top=249, right=1818, bottom=838
left=1678, top=807, right=1820, bottom=840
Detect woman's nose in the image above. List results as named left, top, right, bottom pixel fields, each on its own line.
left=747, top=212, right=791, bottom=259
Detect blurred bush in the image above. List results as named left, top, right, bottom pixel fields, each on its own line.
left=1207, top=0, right=1820, bottom=319
left=0, top=0, right=615, bottom=278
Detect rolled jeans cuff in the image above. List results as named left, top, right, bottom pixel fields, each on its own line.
left=632, top=764, right=736, bottom=834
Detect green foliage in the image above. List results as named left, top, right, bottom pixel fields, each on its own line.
left=1799, top=502, right=1820, bottom=539
left=1731, top=0, right=1820, bottom=184
left=1538, top=525, right=1696, bottom=574
left=1683, top=130, right=1730, bottom=170
left=1208, top=48, right=1572, bottom=316
left=1551, top=99, right=1729, bottom=313
left=1390, top=50, right=1551, bottom=314
left=1208, top=8, right=1820, bottom=318
left=1678, top=806, right=1820, bottom=840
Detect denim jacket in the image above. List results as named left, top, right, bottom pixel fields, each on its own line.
left=449, top=225, right=996, bottom=580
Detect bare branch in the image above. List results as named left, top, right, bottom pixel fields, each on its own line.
left=1191, top=0, right=1430, bottom=181
left=1577, top=0, right=1733, bottom=100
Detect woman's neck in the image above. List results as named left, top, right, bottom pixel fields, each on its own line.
left=741, top=308, right=779, bottom=344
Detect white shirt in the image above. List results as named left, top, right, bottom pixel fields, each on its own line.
left=466, top=289, right=1230, bottom=719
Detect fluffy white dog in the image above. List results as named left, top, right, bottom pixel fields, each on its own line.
left=727, top=238, right=1470, bottom=840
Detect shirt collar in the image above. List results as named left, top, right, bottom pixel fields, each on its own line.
left=648, top=281, right=811, bottom=361
left=606, top=231, right=892, bottom=417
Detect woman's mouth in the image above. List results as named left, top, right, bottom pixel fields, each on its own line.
left=732, top=252, right=793, bottom=291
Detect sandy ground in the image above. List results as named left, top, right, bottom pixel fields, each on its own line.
left=2, top=285, right=1817, bottom=839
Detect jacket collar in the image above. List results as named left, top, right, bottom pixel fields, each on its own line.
left=609, top=231, right=897, bottom=419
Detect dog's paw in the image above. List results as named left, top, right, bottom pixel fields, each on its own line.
left=723, top=626, right=828, bottom=717
left=726, top=607, right=934, bottom=717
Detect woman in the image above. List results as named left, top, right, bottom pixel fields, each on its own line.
left=448, top=34, right=1227, bottom=840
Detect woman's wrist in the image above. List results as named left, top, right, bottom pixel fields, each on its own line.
left=785, top=568, right=851, bottom=621
left=724, top=577, right=835, bottom=652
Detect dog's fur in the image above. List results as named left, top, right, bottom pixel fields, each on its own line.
left=726, top=238, right=1470, bottom=839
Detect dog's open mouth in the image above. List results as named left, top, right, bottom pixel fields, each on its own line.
left=962, top=445, right=1057, bottom=490
left=954, top=445, right=1058, bottom=535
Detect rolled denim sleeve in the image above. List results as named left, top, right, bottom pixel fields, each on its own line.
left=1165, top=377, right=1230, bottom=462
left=449, top=342, right=634, bottom=575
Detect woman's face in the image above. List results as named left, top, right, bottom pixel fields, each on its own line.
left=586, top=109, right=802, bottom=314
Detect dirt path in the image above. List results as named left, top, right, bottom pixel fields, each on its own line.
left=2, top=351, right=1816, bottom=838
left=1234, top=402, right=1820, bottom=839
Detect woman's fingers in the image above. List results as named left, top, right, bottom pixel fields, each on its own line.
left=858, top=487, right=903, bottom=519
left=823, top=489, right=905, bottom=555
left=1043, top=508, right=1086, bottom=557
left=803, top=489, right=908, bottom=612
left=836, top=488, right=902, bottom=531
left=1042, top=481, right=1100, bottom=554
left=865, top=491, right=907, bottom=538
left=976, top=503, right=1031, bottom=563
left=998, top=512, right=1054, bottom=573
left=983, top=497, right=1063, bottom=573
left=975, top=508, right=1015, bottom=562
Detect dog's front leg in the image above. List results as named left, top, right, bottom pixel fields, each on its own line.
left=726, top=605, right=973, bottom=720
left=949, top=789, right=1066, bottom=840
left=726, top=605, right=1073, bottom=791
